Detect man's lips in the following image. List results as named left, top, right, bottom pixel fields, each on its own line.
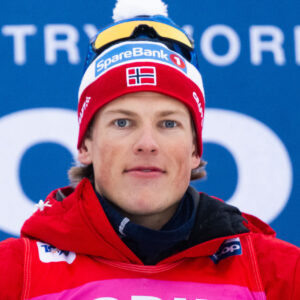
left=124, top=166, right=166, bottom=174
left=124, top=166, right=166, bottom=179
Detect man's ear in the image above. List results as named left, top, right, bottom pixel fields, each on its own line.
left=191, top=151, right=201, bottom=170
left=191, top=142, right=201, bottom=169
left=78, top=138, right=92, bottom=165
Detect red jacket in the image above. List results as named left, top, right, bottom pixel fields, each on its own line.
left=0, top=178, right=299, bottom=299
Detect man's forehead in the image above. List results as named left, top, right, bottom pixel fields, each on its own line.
left=100, top=92, right=190, bottom=115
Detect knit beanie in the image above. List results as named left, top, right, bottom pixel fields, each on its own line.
left=77, top=0, right=205, bottom=156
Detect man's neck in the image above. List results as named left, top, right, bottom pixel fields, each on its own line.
left=121, top=202, right=180, bottom=230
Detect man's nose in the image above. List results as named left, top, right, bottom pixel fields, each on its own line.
left=133, top=127, right=159, bottom=155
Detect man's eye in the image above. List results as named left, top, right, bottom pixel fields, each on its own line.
left=163, top=120, right=177, bottom=128
left=114, top=119, right=130, bottom=128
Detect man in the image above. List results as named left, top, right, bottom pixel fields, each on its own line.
left=0, top=0, right=299, bottom=299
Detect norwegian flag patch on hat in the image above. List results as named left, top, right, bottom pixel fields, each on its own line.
left=126, top=66, right=157, bottom=86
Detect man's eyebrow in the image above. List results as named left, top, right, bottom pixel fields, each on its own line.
left=157, top=110, right=186, bottom=117
left=103, top=109, right=138, bottom=117
left=103, top=109, right=186, bottom=117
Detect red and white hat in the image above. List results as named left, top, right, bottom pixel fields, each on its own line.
left=77, top=40, right=205, bottom=156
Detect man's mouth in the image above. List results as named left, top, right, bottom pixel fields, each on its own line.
left=124, top=166, right=166, bottom=174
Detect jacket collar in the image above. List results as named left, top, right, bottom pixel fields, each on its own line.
left=21, top=178, right=273, bottom=265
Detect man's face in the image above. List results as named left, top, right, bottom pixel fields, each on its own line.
left=79, top=92, right=200, bottom=228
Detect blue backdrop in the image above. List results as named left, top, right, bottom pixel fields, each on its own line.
left=0, top=0, right=299, bottom=245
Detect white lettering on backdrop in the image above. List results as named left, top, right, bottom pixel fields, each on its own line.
left=1, top=24, right=300, bottom=66
left=0, top=109, right=78, bottom=235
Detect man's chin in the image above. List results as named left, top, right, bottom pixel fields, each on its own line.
left=117, top=197, right=167, bottom=216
